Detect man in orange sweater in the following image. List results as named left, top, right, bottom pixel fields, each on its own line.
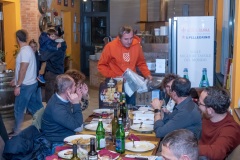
left=98, top=25, right=152, bottom=105
left=198, top=86, right=240, bottom=160
left=98, top=25, right=151, bottom=79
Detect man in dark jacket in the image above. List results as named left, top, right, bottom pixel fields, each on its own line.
left=40, top=28, right=67, bottom=102
left=41, top=74, right=83, bottom=143
left=152, top=78, right=202, bottom=139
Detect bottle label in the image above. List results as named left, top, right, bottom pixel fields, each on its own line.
left=116, top=139, right=124, bottom=151
left=88, top=155, right=98, bottom=160
left=202, top=80, right=209, bottom=87
left=99, top=138, right=106, bottom=148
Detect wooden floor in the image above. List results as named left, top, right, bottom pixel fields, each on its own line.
left=3, top=80, right=99, bottom=133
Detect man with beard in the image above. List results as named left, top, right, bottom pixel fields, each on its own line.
left=198, top=86, right=240, bottom=159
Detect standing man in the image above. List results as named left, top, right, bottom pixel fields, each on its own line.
left=9, top=30, right=43, bottom=136
left=198, top=86, right=240, bottom=159
left=98, top=25, right=152, bottom=105
left=40, top=28, right=67, bottom=103
left=151, top=78, right=202, bottom=139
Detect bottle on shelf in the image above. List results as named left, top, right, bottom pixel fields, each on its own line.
left=88, top=137, right=98, bottom=160
left=112, top=108, right=118, bottom=145
left=71, top=144, right=80, bottom=160
left=199, top=68, right=209, bottom=87
left=122, top=92, right=127, bottom=119
left=119, top=102, right=124, bottom=120
left=183, top=68, right=189, bottom=79
left=96, top=117, right=106, bottom=150
left=115, top=118, right=125, bottom=154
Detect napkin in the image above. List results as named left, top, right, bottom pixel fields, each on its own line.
left=55, top=145, right=71, bottom=152
left=128, top=134, right=140, bottom=141
left=45, top=155, right=61, bottom=160
left=89, top=113, right=111, bottom=118
left=98, top=148, right=120, bottom=159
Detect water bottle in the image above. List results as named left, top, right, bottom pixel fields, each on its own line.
left=183, top=68, right=189, bottom=79
left=199, top=68, right=209, bottom=87
left=96, top=118, right=106, bottom=150
left=115, top=118, right=125, bottom=154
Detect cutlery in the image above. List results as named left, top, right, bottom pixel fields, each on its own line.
left=132, top=139, right=136, bottom=148
left=139, top=122, right=143, bottom=129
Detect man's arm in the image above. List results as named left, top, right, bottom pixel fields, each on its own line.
left=97, top=45, right=118, bottom=78
left=52, top=103, right=83, bottom=131
left=14, top=62, right=29, bottom=96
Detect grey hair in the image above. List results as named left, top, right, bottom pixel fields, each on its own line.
left=162, top=129, right=198, bottom=160
left=55, top=74, right=74, bottom=94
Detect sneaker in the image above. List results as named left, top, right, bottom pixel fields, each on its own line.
left=37, top=75, right=46, bottom=83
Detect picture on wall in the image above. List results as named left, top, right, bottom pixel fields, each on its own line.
left=57, top=0, right=61, bottom=5
left=71, top=0, right=74, bottom=7
left=64, top=0, right=68, bottom=6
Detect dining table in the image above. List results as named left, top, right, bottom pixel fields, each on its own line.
left=76, top=111, right=161, bottom=158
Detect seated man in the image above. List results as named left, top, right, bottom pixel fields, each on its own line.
left=152, top=78, right=202, bottom=139
left=198, top=86, right=240, bottom=159
left=41, top=74, right=83, bottom=143
left=161, top=129, right=198, bottom=160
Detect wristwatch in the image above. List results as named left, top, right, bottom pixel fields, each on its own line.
left=154, top=109, right=161, bottom=113
left=15, top=84, right=21, bottom=88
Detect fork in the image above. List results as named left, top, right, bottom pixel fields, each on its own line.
left=132, top=139, right=136, bottom=148
left=139, top=122, right=143, bottom=129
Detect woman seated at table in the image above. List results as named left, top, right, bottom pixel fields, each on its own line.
left=41, top=74, right=83, bottom=145
left=65, top=69, right=89, bottom=111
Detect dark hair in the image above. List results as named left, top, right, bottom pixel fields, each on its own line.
left=171, top=78, right=191, bottom=97
left=29, top=39, right=38, bottom=47
left=162, top=129, right=198, bottom=159
left=118, top=25, right=134, bottom=38
left=161, top=74, right=179, bottom=89
left=203, top=87, right=230, bottom=114
left=47, top=29, right=57, bottom=36
left=56, top=26, right=64, bottom=37
left=65, top=69, right=86, bottom=85
left=16, top=29, right=27, bottom=42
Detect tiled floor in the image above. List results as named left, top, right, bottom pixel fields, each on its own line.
left=3, top=82, right=99, bottom=133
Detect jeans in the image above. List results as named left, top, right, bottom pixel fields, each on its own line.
left=14, top=82, right=43, bottom=133
left=45, top=71, right=58, bottom=103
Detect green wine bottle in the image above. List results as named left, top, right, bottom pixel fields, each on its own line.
left=71, top=144, right=80, bottom=160
left=112, top=108, right=118, bottom=145
left=96, top=117, right=106, bottom=150
left=115, top=118, right=125, bottom=154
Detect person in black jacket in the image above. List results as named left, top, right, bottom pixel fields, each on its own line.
left=40, top=27, right=67, bottom=103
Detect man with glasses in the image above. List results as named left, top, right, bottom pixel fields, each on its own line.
left=198, top=86, right=240, bottom=160
left=151, top=78, right=202, bottom=139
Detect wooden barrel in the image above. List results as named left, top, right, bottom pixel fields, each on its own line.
left=0, top=72, right=15, bottom=120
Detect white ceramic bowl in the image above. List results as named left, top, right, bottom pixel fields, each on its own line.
left=95, top=52, right=102, bottom=60
left=89, top=55, right=96, bottom=60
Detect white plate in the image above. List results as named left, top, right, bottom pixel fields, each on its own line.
left=125, top=141, right=155, bottom=152
left=132, top=110, right=153, bottom=114
left=93, top=109, right=114, bottom=114
left=130, top=124, right=154, bottom=132
left=58, top=148, right=88, bottom=159
left=98, top=150, right=119, bottom=160
left=85, top=123, right=111, bottom=132
left=138, top=106, right=152, bottom=111
left=64, top=134, right=96, bottom=145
